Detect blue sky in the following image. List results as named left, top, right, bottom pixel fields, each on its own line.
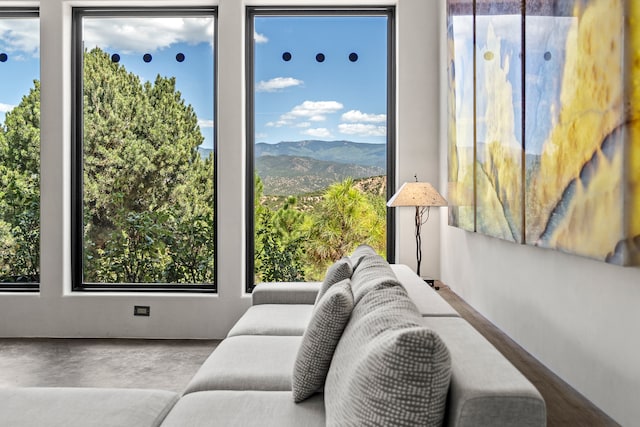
left=0, top=17, right=40, bottom=125
left=1, top=14, right=388, bottom=149
left=82, top=16, right=215, bottom=149
left=254, top=16, right=388, bottom=145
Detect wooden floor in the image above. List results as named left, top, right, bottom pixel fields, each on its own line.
left=436, top=281, right=620, bottom=427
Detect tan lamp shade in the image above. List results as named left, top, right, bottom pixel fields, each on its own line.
left=387, top=182, right=448, bottom=207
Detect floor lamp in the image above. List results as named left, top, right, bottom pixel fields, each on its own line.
left=387, top=179, right=447, bottom=289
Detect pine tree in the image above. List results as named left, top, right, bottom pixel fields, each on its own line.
left=0, top=81, right=40, bottom=282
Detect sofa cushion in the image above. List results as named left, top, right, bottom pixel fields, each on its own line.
left=0, top=387, right=178, bottom=427
left=183, top=335, right=302, bottom=394
left=160, top=391, right=325, bottom=427
left=349, top=253, right=400, bottom=303
left=293, top=279, right=354, bottom=402
left=227, top=304, right=313, bottom=337
left=420, top=317, right=546, bottom=427
left=325, top=285, right=451, bottom=426
left=315, top=257, right=352, bottom=304
left=252, top=282, right=321, bottom=305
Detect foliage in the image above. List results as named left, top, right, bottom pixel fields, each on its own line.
left=302, top=178, right=386, bottom=279
left=254, top=176, right=387, bottom=282
left=81, top=48, right=214, bottom=283
left=254, top=175, right=308, bottom=282
left=0, top=49, right=214, bottom=284
left=0, top=47, right=386, bottom=286
left=0, top=82, right=40, bottom=282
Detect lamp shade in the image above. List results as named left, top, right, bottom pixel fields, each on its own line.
left=387, top=182, right=448, bottom=207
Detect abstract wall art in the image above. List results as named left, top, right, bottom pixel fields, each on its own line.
left=446, top=0, right=640, bottom=266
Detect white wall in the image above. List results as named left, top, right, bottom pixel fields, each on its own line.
left=436, top=1, right=640, bottom=425
left=0, top=0, right=441, bottom=338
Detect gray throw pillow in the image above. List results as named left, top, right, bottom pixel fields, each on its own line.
left=292, top=279, right=354, bottom=402
left=349, top=244, right=377, bottom=271
left=325, top=285, right=452, bottom=426
left=315, top=257, right=352, bottom=305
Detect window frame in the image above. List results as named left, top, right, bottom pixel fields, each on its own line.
left=0, top=7, right=40, bottom=293
left=71, top=7, right=218, bottom=293
left=245, top=6, right=396, bottom=292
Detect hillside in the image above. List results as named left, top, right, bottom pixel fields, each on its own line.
left=255, top=140, right=386, bottom=169
left=261, top=175, right=387, bottom=212
left=256, top=155, right=384, bottom=196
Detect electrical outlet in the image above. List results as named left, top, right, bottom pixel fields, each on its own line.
left=134, top=305, right=150, bottom=316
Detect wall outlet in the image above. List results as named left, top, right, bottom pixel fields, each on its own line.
left=134, top=305, right=150, bottom=316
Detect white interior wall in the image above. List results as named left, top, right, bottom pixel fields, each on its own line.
left=0, top=0, right=440, bottom=338
left=436, top=1, right=640, bottom=425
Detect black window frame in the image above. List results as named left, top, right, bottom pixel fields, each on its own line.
left=0, top=7, right=40, bottom=293
left=245, top=6, right=396, bottom=292
left=71, top=7, right=218, bottom=293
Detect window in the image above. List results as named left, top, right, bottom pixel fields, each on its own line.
left=72, top=8, right=216, bottom=291
left=0, top=9, right=40, bottom=292
left=247, top=8, right=395, bottom=290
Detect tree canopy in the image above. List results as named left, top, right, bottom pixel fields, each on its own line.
left=0, top=47, right=386, bottom=286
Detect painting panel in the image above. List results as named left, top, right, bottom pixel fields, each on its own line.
left=524, top=0, right=630, bottom=264
left=474, top=0, right=523, bottom=243
left=625, top=0, right=640, bottom=265
left=447, top=0, right=475, bottom=231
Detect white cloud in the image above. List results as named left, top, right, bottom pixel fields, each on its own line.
left=83, top=17, right=214, bottom=54
left=256, top=77, right=303, bottom=92
left=0, top=20, right=39, bottom=56
left=303, top=128, right=333, bottom=138
left=266, top=120, right=290, bottom=128
left=341, top=110, right=386, bottom=123
left=256, top=132, right=268, bottom=139
left=338, top=123, right=386, bottom=137
left=0, top=103, right=16, bottom=113
left=282, top=100, right=344, bottom=122
left=198, top=119, right=214, bottom=128
left=254, top=32, right=269, bottom=43
left=296, top=122, right=311, bottom=128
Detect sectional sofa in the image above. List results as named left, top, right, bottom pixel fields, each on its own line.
left=0, top=245, right=546, bottom=426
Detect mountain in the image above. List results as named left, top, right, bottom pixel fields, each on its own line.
left=197, top=147, right=213, bottom=159
left=255, top=140, right=386, bottom=169
left=256, top=155, right=384, bottom=196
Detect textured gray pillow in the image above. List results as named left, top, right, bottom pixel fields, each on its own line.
left=349, top=244, right=377, bottom=271
left=350, top=253, right=399, bottom=304
left=325, top=285, right=451, bottom=426
left=292, top=279, right=354, bottom=402
left=315, top=257, right=352, bottom=305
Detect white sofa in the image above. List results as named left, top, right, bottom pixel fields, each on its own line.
left=162, top=246, right=546, bottom=427
left=0, top=245, right=546, bottom=426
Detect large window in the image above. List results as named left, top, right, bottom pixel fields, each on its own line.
left=247, top=8, right=395, bottom=290
left=0, top=9, right=40, bottom=292
left=72, top=8, right=216, bottom=291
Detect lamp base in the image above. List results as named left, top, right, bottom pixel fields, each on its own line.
left=422, top=277, right=440, bottom=291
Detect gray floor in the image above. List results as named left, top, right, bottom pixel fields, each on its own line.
left=0, top=338, right=219, bottom=393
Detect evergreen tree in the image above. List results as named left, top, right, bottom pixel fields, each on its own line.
left=303, top=178, right=385, bottom=279
left=81, top=48, right=214, bottom=283
left=254, top=174, right=308, bottom=282
left=0, top=81, right=40, bottom=282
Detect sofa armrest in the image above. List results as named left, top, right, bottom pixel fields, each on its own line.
left=420, top=317, right=546, bottom=427
left=252, top=282, right=321, bottom=305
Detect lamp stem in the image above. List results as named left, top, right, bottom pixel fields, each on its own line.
left=415, top=205, right=422, bottom=277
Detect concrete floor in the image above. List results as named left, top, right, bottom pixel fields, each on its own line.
left=0, top=338, right=219, bottom=393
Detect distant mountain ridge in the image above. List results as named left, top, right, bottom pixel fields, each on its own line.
left=255, top=140, right=386, bottom=195
left=255, top=140, right=386, bottom=169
